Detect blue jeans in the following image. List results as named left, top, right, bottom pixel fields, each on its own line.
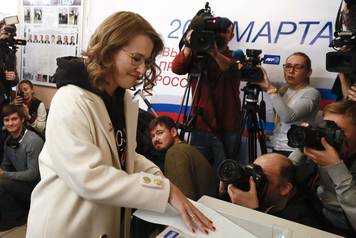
left=190, top=130, right=240, bottom=171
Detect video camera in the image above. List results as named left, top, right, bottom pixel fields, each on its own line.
left=240, top=49, right=264, bottom=83
left=218, top=159, right=268, bottom=201
left=0, top=16, right=26, bottom=49
left=183, top=2, right=231, bottom=55
left=0, top=16, right=26, bottom=71
left=326, top=0, right=356, bottom=84
left=287, top=120, right=345, bottom=152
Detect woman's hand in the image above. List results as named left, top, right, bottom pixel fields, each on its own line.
left=13, top=96, right=23, bottom=106
left=258, top=67, right=275, bottom=92
left=304, top=137, right=341, bottom=167
left=169, top=183, right=215, bottom=234
left=22, top=104, right=30, bottom=120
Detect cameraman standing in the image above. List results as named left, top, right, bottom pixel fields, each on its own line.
left=289, top=100, right=356, bottom=237
left=0, top=22, right=19, bottom=108
left=172, top=16, right=242, bottom=170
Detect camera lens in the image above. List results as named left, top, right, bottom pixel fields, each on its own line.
left=287, top=125, right=307, bottom=148
left=218, top=159, right=243, bottom=184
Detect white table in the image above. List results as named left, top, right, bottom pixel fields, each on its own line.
left=157, top=196, right=342, bottom=238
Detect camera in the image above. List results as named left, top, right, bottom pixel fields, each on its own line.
left=240, top=49, right=264, bottom=83
left=16, top=90, right=24, bottom=101
left=218, top=159, right=268, bottom=201
left=0, top=16, right=26, bottom=72
left=326, top=31, right=356, bottom=84
left=287, top=120, right=345, bottom=151
left=326, top=1, right=356, bottom=84
left=185, top=2, right=231, bottom=55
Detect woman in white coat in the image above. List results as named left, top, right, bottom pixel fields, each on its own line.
left=26, top=11, right=215, bottom=238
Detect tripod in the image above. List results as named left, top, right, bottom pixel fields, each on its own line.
left=176, top=54, right=208, bottom=141
left=234, top=83, right=267, bottom=163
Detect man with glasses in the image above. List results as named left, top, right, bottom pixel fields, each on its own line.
left=258, top=52, right=320, bottom=156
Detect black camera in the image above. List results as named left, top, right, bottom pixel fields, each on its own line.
left=326, top=31, right=356, bottom=85
left=186, top=2, right=231, bottom=54
left=16, top=90, right=24, bottom=101
left=326, top=1, right=356, bottom=84
left=218, top=159, right=268, bottom=201
left=240, top=49, right=264, bottom=83
left=0, top=16, right=26, bottom=72
left=287, top=120, right=345, bottom=151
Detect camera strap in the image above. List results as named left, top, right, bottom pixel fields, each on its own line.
left=335, top=0, right=345, bottom=32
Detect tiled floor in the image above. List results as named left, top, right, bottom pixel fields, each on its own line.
left=0, top=225, right=26, bottom=238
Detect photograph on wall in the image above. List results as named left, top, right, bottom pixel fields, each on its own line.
left=21, top=0, right=83, bottom=87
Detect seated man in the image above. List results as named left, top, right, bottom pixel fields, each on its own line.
left=0, top=105, right=44, bottom=231
left=221, top=153, right=323, bottom=229
left=149, top=116, right=218, bottom=201
left=289, top=100, right=356, bottom=237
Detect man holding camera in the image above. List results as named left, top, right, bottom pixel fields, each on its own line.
left=289, top=100, right=356, bottom=236
left=172, top=16, right=242, bottom=170
left=220, top=153, right=323, bottom=228
left=0, top=22, right=19, bottom=108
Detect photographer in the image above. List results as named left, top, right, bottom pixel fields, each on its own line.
left=172, top=15, right=242, bottom=169
left=220, top=153, right=323, bottom=228
left=259, top=52, right=320, bottom=156
left=0, top=22, right=19, bottom=109
left=289, top=100, right=356, bottom=236
left=13, top=80, right=47, bottom=137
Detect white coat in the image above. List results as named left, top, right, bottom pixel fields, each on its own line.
left=26, top=85, right=170, bottom=238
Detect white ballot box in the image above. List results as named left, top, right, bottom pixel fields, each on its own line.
left=156, top=196, right=342, bottom=238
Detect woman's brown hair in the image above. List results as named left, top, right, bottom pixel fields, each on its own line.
left=82, top=11, right=164, bottom=93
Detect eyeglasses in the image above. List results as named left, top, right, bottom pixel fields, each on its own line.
left=283, top=64, right=307, bottom=72
left=122, top=48, right=153, bottom=68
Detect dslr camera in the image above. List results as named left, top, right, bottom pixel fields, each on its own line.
left=240, top=49, right=264, bottom=83
left=185, top=2, right=231, bottom=55
left=326, top=0, right=356, bottom=84
left=218, top=159, right=268, bottom=201
left=287, top=120, right=345, bottom=151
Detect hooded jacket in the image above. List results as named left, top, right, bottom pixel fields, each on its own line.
left=26, top=57, right=170, bottom=238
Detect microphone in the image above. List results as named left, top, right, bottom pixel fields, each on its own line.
left=133, top=89, right=158, bottom=118
left=232, top=49, right=246, bottom=63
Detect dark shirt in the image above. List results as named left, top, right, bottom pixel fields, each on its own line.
left=98, top=88, right=127, bottom=168
left=272, top=187, right=326, bottom=230
left=171, top=49, right=241, bottom=133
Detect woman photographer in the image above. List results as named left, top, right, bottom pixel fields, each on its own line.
left=259, top=52, right=320, bottom=156
left=13, top=80, right=46, bottom=136
left=25, top=11, right=215, bottom=238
